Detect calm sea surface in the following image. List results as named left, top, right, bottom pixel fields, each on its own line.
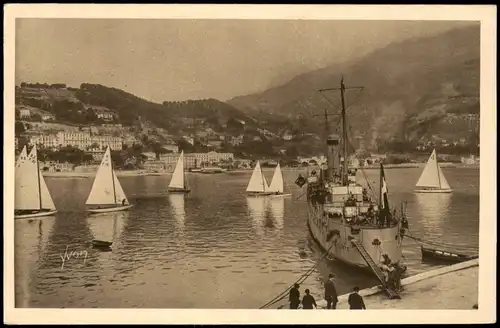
left=15, top=167, right=479, bottom=308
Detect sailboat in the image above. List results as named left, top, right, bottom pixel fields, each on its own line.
left=86, top=146, right=133, bottom=213
left=268, top=163, right=292, bottom=197
left=15, top=145, right=58, bottom=219
left=415, top=149, right=452, bottom=193
left=245, top=161, right=274, bottom=196
left=168, top=151, right=191, bottom=193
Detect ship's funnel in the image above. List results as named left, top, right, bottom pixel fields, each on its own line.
left=326, top=134, right=341, bottom=180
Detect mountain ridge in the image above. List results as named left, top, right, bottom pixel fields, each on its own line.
left=226, top=25, right=480, bottom=148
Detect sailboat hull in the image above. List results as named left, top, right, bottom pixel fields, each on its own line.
left=168, top=188, right=191, bottom=193
left=87, top=204, right=133, bottom=214
left=246, top=192, right=275, bottom=197
left=414, top=188, right=452, bottom=193
left=269, top=193, right=292, bottom=198
left=14, top=209, right=58, bottom=219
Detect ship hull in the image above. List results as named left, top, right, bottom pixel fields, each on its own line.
left=307, top=205, right=403, bottom=269
left=414, top=188, right=452, bottom=193
left=87, top=204, right=133, bottom=214
left=14, top=209, right=58, bottom=219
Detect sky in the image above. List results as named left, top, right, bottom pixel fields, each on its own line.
left=16, top=19, right=473, bottom=103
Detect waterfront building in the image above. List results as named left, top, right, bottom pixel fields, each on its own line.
left=39, top=161, right=74, bottom=172
left=27, top=131, right=123, bottom=151
left=143, top=160, right=166, bottom=172
left=29, top=133, right=60, bottom=149
left=162, top=151, right=234, bottom=170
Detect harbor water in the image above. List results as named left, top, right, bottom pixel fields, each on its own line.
left=15, top=167, right=479, bottom=308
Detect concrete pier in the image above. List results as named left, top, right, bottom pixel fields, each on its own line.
left=277, top=259, right=479, bottom=310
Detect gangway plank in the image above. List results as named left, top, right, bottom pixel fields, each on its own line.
left=350, top=239, right=401, bottom=300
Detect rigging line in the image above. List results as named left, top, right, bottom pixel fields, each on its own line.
left=405, top=226, right=479, bottom=250
left=259, top=242, right=336, bottom=309
left=318, top=92, right=342, bottom=114
left=343, top=131, right=378, bottom=201
left=319, top=86, right=364, bottom=114
left=405, top=234, right=479, bottom=250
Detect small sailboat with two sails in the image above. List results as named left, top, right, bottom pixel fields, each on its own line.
left=15, top=145, right=58, bottom=219
left=86, top=146, right=133, bottom=213
left=168, top=151, right=191, bottom=193
left=415, top=149, right=452, bottom=193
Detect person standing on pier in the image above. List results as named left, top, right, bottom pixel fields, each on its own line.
left=348, top=286, right=366, bottom=310
left=289, top=283, right=301, bottom=309
left=301, top=289, right=317, bottom=309
left=324, top=273, right=338, bottom=309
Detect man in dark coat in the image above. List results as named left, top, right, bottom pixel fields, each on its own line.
left=324, top=273, right=338, bottom=309
left=289, top=283, right=301, bottom=309
left=301, top=289, right=317, bottom=309
left=348, top=286, right=366, bottom=309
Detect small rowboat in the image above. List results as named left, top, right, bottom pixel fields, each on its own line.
left=92, top=240, right=113, bottom=248
left=420, top=245, right=478, bottom=264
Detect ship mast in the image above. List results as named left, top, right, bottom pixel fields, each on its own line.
left=318, top=76, right=364, bottom=186
left=339, top=77, right=348, bottom=186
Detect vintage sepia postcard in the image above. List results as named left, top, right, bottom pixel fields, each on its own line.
left=3, top=4, right=497, bottom=325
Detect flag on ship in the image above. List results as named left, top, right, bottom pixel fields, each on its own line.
left=379, top=163, right=390, bottom=214
left=295, top=174, right=307, bottom=187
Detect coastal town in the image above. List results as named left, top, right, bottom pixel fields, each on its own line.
left=15, top=83, right=480, bottom=175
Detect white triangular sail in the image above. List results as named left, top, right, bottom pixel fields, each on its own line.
left=246, top=161, right=270, bottom=193
left=15, top=146, right=36, bottom=210
left=169, top=151, right=185, bottom=190
left=269, top=163, right=284, bottom=193
left=86, top=147, right=125, bottom=205
left=39, top=170, right=56, bottom=210
left=416, top=149, right=442, bottom=189
left=113, top=170, right=129, bottom=204
left=15, top=145, right=56, bottom=210
left=437, top=165, right=451, bottom=190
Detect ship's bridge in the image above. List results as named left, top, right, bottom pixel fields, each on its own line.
left=324, top=183, right=379, bottom=220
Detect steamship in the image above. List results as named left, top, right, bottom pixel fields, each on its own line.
left=296, top=78, right=408, bottom=279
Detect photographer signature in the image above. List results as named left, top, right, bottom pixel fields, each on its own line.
left=60, top=245, right=88, bottom=269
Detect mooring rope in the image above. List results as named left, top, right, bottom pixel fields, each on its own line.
left=405, top=226, right=479, bottom=251
left=259, top=242, right=336, bottom=309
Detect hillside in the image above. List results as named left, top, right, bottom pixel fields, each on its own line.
left=227, top=25, right=480, bottom=149
left=16, top=83, right=279, bottom=136
left=16, top=83, right=317, bottom=157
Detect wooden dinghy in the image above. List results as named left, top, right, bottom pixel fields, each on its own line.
left=420, top=245, right=478, bottom=264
